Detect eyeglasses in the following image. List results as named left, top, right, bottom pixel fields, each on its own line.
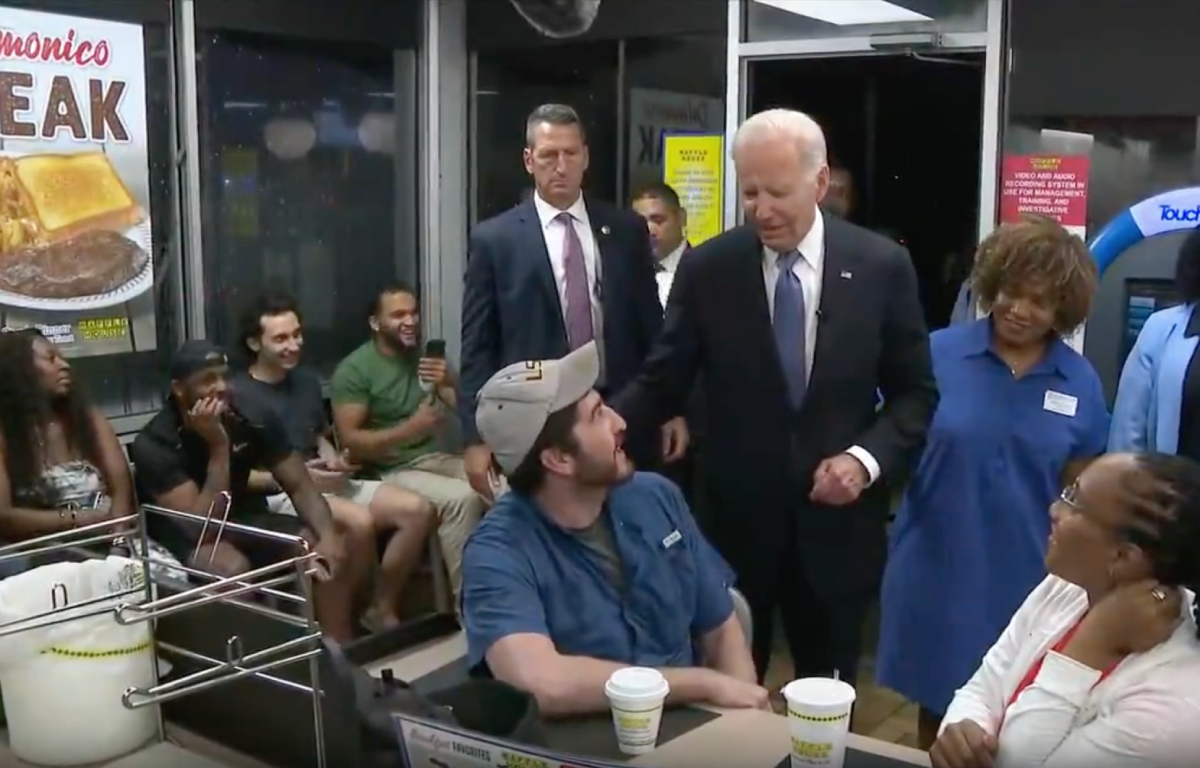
left=1059, top=482, right=1150, bottom=545
left=1059, top=483, right=1082, bottom=509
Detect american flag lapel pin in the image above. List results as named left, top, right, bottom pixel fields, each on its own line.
left=840, top=270, right=852, bottom=279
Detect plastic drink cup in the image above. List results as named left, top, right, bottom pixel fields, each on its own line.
left=604, top=667, right=670, bottom=755
left=782, top=677, right=857, bottom=768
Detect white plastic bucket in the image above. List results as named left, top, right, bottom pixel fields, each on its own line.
left=0, top=558, right=160, bottom=765
left=2, top=641, right=158, bottom=765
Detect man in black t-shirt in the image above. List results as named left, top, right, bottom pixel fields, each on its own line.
left=130, top=340, right=363, bottom=642
left=233, top=291, right=436, bottom=629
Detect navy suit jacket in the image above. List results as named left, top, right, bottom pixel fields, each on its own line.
left=461, top=196, right=663, bottom=458
left=614, top=219, right=937, bottom=596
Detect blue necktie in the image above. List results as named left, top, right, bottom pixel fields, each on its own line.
left=773, top=250, right=808, bottom=409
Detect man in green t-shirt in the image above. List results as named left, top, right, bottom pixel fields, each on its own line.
left=330, top=284, right=487, bottom=601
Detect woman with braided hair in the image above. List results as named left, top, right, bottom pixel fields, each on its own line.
left=933, top=452, right=1200, bottom=768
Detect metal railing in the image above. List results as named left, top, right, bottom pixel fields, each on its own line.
left=0, top=493, right=330, bottom=768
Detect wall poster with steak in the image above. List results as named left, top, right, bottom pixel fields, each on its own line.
left=0, top=7, right=156, bottom=357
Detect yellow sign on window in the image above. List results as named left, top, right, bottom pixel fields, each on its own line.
left=662, top=133, right=724, bottom=246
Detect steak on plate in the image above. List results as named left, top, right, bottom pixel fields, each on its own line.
left=0, top=230, right=148, bottom=299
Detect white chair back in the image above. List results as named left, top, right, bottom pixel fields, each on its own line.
left=729, top=587, right=752, bottom=646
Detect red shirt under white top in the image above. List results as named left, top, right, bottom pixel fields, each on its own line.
left=941, top=575, right=1200, bottom=768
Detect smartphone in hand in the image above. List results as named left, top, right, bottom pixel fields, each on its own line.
left=423, top=339, right=446, bottom=359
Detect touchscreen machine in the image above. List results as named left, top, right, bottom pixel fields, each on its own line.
left=1084, top=186, right=1200, bottom=405
left=1120, top=279, right=1181, bottom=365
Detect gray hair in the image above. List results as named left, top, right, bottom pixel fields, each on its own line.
left=525, top=103, right=586, bottom=147
left=733, top=109, right=828, bottom=176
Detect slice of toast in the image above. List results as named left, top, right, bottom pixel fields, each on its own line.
left=10, top=152, right=145, bottom=244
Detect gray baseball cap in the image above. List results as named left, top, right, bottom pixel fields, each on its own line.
left=476, top=342, right=600, bottom=475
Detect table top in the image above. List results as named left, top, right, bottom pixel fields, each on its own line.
left=372, top=632, right=930, bottom=768
left=0, top=630, right=929, bottom=768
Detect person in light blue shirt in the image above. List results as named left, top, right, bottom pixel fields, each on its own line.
left=1109, top=226, right=1200, bottom=458
left=460, top=342, right=762, bottom=718
left=876, top=216, right=1110, bottom=749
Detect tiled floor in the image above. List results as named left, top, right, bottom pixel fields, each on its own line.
left=763, top=649, right=920, bottom=748
left=761, top=600, right=921, bottom=749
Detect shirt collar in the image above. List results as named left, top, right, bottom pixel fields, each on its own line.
left=961, top=317, right=1071, bottom=377
left=762, top=206, right=825, bottom=270
left=534, top=191, right=589, bottom=229
left=657, top=240, right=687, bottom=274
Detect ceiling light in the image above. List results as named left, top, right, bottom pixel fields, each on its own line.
left=263, top=117, right=317, bottom=160
left=753, top=0, right=933, bottom=26
left=358, top=112, right=395, bottom=155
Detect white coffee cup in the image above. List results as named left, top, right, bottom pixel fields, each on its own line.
left=782, top=677, right=857, bottom=768
left=604, top=667, right=670, bottom=755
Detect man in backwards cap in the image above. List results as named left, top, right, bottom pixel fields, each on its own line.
left=459, top=342, right=764, bottom=716
left=130, top=340, right=360, bottom=641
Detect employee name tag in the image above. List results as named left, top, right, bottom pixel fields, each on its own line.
left=1043, top=390, right=1078, bottom=417
left=661, top=530, right=682, bottom=549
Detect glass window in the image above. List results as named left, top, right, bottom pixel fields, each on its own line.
left=197, top=30, right=418, bottom=376
left=1004, top=0, right=1200, bottom=234
left=0, top=0, right=180, bottom=420
left=473, top=41, right=620, bottom=222
left=623, top=35, right=727, bottom=202
left=745, top=0, right=987, bottom=42
left=1005, top=0, right=1200, bottom=401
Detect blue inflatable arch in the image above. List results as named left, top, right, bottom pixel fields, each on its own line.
left=1089, top=186, right=1200, bottom=273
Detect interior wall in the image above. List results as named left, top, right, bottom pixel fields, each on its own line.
left=1009, top=0, right=1200, bottom=116
left=1005, top=0, right=1200, bottom=381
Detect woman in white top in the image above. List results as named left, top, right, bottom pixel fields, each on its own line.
left=932, top=451, right=1200, bottom=768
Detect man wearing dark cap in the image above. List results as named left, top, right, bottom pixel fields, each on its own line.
left=130, top=340, right=360, bottom=641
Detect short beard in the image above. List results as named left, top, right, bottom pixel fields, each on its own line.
left=377, top=331, right=409, bottom=354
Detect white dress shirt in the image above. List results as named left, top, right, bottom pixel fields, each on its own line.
left=533, top=192, right=605, bottom=380
left=655, top=240, right=687, bottom=309
left=763, top=209, right=879, bottom=484
left=943, top=575, right=1200, bottom=768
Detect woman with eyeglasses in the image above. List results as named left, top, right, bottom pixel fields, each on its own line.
left=876, top=217, right=1110, bottom=748
left=931, top=452, right=1200, bottom=768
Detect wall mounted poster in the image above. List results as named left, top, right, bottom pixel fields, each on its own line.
left=628, top=88, right=724, bottom=192
left=662, top=133, right=724, bottom=246
left=0, top=7, right=156, bottom=356
left=998, top=154, right=1091, bottom=350
left=999, top=154, right=1090, bottom=240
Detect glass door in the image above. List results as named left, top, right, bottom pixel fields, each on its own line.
left=725, top=0, right=1005, bottom=239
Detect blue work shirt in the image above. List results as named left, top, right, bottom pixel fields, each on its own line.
left=876, top=319, right=1109, bottom=715
left=461, top=472, right=735, bottom=671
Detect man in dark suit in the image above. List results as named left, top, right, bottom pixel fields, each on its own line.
left=615, top=109, right=938, bottom=686
left=461, top=103, right=686, bottom=497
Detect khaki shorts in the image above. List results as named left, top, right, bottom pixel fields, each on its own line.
left=266, top=478, right=383, bottom=516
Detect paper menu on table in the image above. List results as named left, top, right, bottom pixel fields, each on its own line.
left=394, top=713, right=628, bottom=768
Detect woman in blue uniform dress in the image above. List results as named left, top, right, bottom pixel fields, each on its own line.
left=1110, top=226, right=1200, bottom=458
left=876, top=216, right=1110, bottom=749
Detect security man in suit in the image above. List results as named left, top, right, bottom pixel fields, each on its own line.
left=461, top=104, right=686, bottom=499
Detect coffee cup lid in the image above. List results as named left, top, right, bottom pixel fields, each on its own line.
left=782, top=677, right=856, bottom=709
left=605, top=667, right=669, bottom=700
